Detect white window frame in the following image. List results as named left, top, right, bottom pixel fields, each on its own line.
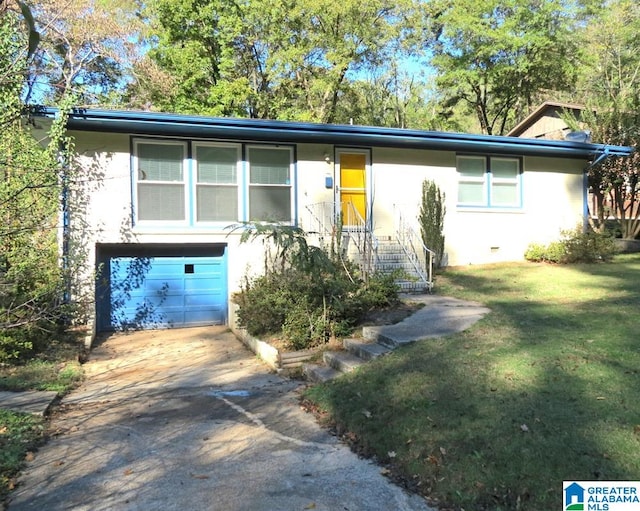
left=457, top=155, right=522, bottom=209
left=246, top=144, right=295, bottom=224
left=192, top=141, right=242, bottom=225
left=131, top=138, right=296, bottom=228
left=133, top=139, right=189, bottom=225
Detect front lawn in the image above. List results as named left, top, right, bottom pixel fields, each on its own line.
left=304, top=254, right=640, bottom=510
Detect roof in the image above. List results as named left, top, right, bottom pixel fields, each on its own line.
left=32, top=106, right=633, bottom=160
left=507, top=101, right=585, bottom=137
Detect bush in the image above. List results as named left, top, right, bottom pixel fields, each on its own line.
left=525, top=228, right=617, bottom=264
left=232, top=224, right=399, bottom=350
left=419, top=179, right=446, bottom=268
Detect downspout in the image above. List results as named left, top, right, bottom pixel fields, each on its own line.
left=582, top=147, right=611, bottom=232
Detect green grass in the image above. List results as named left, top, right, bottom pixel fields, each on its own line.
left=0, top=334, right=84, bottom=393
left=304, top=254, right=640, bottom=511
left=0, top=410, right=45, bottom=502
left=0, top=360, right=83, bottom=393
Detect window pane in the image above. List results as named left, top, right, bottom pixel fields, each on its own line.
left=137, top=183, right=185, bottom=220
left=458, top=157, right=485, bottom=178
left=458, top=182, right=485, bottom=204
left=249, top=148, right=290, bottom=184
left=249, top=186, right=291, bottom=221
left=197, top=146, right=238, bottom=184
left=138, top=143, right=183, bottom=182
left=196, top=185, right=238, bottom=221
left=491, top=159, right=519, bottom=180
left=491, top=182, right=518, bottom=206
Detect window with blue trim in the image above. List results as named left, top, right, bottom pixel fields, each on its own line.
left=132, top=139, right=294, bottom=226
left=457, top=155, right=521, bottom=208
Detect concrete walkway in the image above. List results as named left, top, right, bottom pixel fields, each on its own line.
left=366, top=294, right=491, bottom=347
left=304, top=294, right=491, bottom=382
left=0, top=390, right=58, bottom=416
left=6, top=326, right=433, bottom=511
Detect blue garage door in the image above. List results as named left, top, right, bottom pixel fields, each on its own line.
left=106, top=254, right=227, bottom=330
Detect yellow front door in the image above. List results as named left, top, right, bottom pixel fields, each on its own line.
left=339, top=153, right=367, bottom=225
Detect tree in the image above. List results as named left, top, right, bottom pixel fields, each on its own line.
left=134, top=0, right=413, bottom=122
left=572, top=0, right=640, bottom=239
left=25, top=0, right=144, bottom=105
left=0, top=4, right=86, bottom=360
left=422, top=0, right=580, bottom=135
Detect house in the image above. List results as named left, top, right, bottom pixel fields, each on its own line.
left=507, top=100, right=586, bottom=140
left=508, top=101, right=638, bottom=228
left=31, top=107, right=633, bottom=335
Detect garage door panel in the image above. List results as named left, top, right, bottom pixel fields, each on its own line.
left=102, top=252, right=227, bottom=331
left=185, top=292, right=224, bottom=306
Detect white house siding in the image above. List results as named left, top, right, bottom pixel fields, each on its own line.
left=69, top=130, right=586, bottom=328
left=445, top=156, right=584, bottom=266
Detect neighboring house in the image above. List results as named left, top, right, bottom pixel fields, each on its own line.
left=508, top=100, right=631, bottom=223
left=31, top=108, right=633, bottom=333
left=507, top=100, right=586, bottom=140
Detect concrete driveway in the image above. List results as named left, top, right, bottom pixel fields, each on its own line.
left=8, top=326, right=433, bottom=511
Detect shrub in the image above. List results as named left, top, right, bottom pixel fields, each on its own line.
left=232, top=223, right=399, bottom=350
left=523, top=243, right=547, bottom=262
left=525, top=228, right=617, bottom=264
left=419, top=179, right=446, bottom=268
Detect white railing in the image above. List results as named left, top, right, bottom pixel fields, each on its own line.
left=394, top=206, right=434, bottom=292
left=303, top=202, right=378, bottom=279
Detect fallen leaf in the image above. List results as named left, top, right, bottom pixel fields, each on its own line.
left=25, top=452, right=35, bottom=462
left=0, top=426, right=8, bottom=435
left=304, top=503, right=316, bottom=510
left=123, top=469, right=133, bottom=476
left=520, top=424, right=529, bottom=432
left=380, top=467, right=391, bottom=476
left=427, top=455, right=440, bottom=466
left=388, top=451, right=397, bottom=458
left=53, top=460, right=65, bottom=467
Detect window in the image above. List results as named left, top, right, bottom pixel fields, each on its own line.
left=457, top=155, right=521, bottom=208
left=248, top=146, right=292, bottom=222
left=132, top=139, right=294, bottom=227
left=194, top=143, right=240, bottom=222
left=135, top=141, right=186, bottom=221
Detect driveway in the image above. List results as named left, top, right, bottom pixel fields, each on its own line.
left=8, top=326, right=433, bottom=511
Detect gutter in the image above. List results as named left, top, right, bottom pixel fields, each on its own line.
left=30, top=106, right=635, bottom=160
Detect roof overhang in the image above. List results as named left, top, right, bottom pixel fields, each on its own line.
left=31, top=106, right=634, bottom=161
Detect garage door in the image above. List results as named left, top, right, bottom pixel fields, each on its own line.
left=98, top=247, right=227, bottom=331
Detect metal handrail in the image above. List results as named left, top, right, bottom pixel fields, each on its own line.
left=394, top=207, right=434, bottom=291
left=304, top=201, right=379, bottom=279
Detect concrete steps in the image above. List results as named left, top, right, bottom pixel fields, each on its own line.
left=302, top=337, right=393, bottom=383
left=375, top=240, right=430, bottom=293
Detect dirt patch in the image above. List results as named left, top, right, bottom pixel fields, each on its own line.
left=358, top=300, right=424, bottom=327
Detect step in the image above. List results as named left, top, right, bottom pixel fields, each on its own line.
left=323, top=351, right=365, bottom=373
left=343, top=338, right=391, bottom=361
left=302, top=363, right=341, bottom=383
left=377, top=264, right=422, bottom=273
left=361, top=326, right=401, bottom=348
left=395, top=280, right=430, bottom=293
